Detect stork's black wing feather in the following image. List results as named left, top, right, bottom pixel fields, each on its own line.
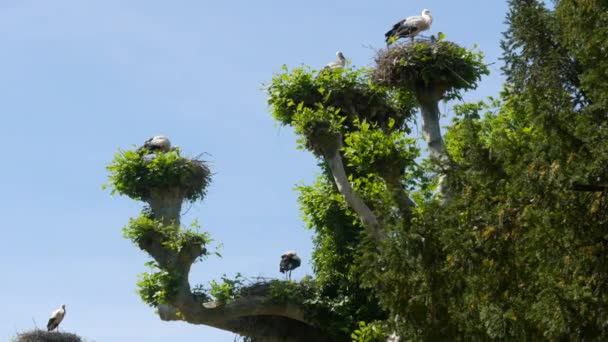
left=47, top=318, right=57, bottom=331
left=384, top=20, right=404, bottom=40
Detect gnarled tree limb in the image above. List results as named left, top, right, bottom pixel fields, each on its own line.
left=321, top=136, right=386, bottom=242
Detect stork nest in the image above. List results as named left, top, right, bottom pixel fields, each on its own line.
left=15, top=330, right=82, bottom=342
left=267, top=66, right=416, bottom=135
left=372, top=40, right=489, bottom=101
left=106, top=149, right=212, bottom=203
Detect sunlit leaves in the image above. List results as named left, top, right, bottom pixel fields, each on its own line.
left=106, top=148, right=211, bottom=202
left=123, top=216, right=213, bottom=260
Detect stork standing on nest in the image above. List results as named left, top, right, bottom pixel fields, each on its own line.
left=324, top=51, right=346, bottom=70
left=279, top=251, right=301, bottom=281
left=138, top=135, right=172, bottom=154
left=47, top=304, right=66, bottom=332
left=385, top=9, right=433, bottom=46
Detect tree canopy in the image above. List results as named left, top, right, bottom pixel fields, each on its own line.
left=106, top=0, right=608, bottom=340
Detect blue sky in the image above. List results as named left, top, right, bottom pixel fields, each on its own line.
left=0, top=1, right=508, bottom=340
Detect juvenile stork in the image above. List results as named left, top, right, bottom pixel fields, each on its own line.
left=324, top=51, right=346, bottom=70
left=47, top=304, right=66, bottom=332
left=279, top=251, right=301, bottom=281
left=385, top=9, right=433, bottom=46
left=138, top=135, right=172, bottom=154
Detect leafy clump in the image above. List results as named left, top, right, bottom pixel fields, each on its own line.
left=267, top=66, right=416, bottom=136
left=137, top=262, right=184, bottom=307
left=267, top=277, right=316, bottom=305
left=351, top=321, right=386, bottom=342
left=342, top=118, right=419, bottom=179
left=106, top=149, right=211, bottom=202
left=123, top=216, right=212, bottom=258
left=372, top=40, right=489, bottom=101
left=209, top=273, right=246, bottom=304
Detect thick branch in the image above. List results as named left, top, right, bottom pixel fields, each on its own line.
left=418, top=97, right=447, bottom=164
left=417, top=89, right=451, bottom=203
left=158, top=295, right=310, bottom=327
left=322, top=138, right=385, bottom=242
left=147, top=188, right=184, bottom=226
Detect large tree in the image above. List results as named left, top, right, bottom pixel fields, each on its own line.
left=106, top=1, right=608, bottom=340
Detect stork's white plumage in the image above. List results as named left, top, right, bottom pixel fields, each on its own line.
left=280, top=251, right=301, bottom=280
left=47, top=304, right=66, bottom=332
left=325, top=51, right=346, bottom=70
left=385, top=9, right=433, bottom=45
left=138, top=135, right=172, bottom=154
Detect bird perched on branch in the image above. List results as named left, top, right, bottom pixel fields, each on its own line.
left=138, top=135, right=172, bottom=154
left=47, top=304, right=66, bottom=332
left=324, top=51, right=346, bottom=70
left=385, top=9, right=433, bottom=46
left=279, top=251, right=301, bottom=280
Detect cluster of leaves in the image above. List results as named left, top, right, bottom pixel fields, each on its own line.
left=106, top=148, right=211, bottom=202
left=350, top=321, right=386, bottom=342
left=123, top=215, right=213, bottom=259
left=373, top=40, right=489, bottom=101
left=137, top=262, right=183, bottom=307
left=209, top=273, right=246, bottom=304
left=266, top=66, right=416, bottom=156
left=124, top=216, right=216, bottom=307
left=342, top=118, right=419, bottom=182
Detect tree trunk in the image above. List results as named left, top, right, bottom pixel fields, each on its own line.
left=147, top=187, right=184, bottom=225
left=416, top=87, right=451, bottom=203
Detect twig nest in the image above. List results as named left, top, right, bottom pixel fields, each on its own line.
left=107, top=149, right=212, bottom=203
left=372, top=40, right=489, bottom=101
left=15, top=330, right=82, bottom=342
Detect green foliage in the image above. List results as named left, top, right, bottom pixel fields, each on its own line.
left=106, top=148, right=211, bottom=202
left=137, top=262, right=183, bottom=307
left=268, top=2, right=608, bottom=339
left=209, top=273, right=245, bottom=304
left=266, top=277, right=316, bottom=305
left=292, top=106, right=345, bottom=155
left=373, top=40, right=489, bottom=101
left=350, top=321, right=386, bottom=342
left=342, top=118, right=419, bottom=181
left=123, top=215, right=213, bottom=259
left=266, top=65, right=416, bottom=149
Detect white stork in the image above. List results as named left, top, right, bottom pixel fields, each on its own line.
left=385, top=9, right=433, bottom=46
left=138, top=135, right=172, bottom=154
left=47, top=304, right=66, bottom=332
left=279, top=251, right=301, bottom=281
left=324, top=51, right=346, bottom=70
